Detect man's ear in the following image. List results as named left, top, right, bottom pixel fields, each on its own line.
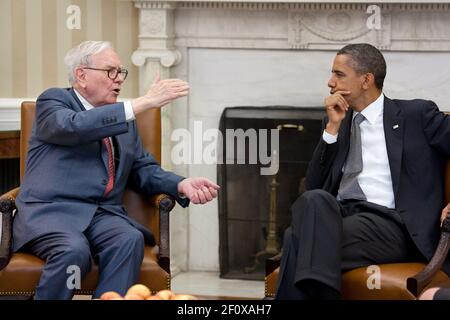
left=362, top=73, right=375, bottom=90
left=74, top=67, right=87, bottom=88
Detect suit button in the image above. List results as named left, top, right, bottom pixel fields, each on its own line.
left=102, top=179, right=107, bottom=185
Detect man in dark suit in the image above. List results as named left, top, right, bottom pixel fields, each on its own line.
left=13, top=41, right=220, bottom=300
left=275, top=43, right=450, bottom=299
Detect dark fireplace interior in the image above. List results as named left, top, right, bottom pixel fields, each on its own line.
left=0, top=159, right=20, bottom=195
left=218, top=106, right=325, bottom=280
left=0, top=131, right=20, bottom=195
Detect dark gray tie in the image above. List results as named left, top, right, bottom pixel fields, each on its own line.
left=338, top=113, right=367, bottom=201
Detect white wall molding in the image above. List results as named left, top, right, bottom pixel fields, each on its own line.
left=0, top=98, right=34, bottom=131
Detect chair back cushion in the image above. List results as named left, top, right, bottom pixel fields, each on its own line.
left=19, top=102, right=36, bottom=180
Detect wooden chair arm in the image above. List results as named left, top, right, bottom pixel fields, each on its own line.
left=0, top=188, right=19, bottom=271
left=0, top=187, right=20, bottom=204
left=266, top=252, right=282, bottom=277
left=407, top=215, right=450, bottom=297
left=147, top=194, right=175, bottom=274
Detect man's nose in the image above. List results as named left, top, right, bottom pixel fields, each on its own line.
left=115, top=76, right=125, bottom=84
left=328, top=78, right=335, bottom=89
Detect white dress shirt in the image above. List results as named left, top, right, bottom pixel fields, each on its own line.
left=323, top=94, right=396, bottom=209
left=74, top=89, right=135, bottom=121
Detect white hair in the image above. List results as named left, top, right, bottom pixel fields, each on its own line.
left=64, top=41, right=113, bottom=85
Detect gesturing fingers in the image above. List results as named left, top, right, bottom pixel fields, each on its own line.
left=208, top=186, right=218, bottom=198
left=197, top=189, right=207, bottom=204
left=190, top=189, right=200, bottom=204
left=201, top=186, right=214, bottom=202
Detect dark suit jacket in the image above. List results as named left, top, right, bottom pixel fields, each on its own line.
left=305, top=96, right=450, bottom=271
left=13, top=88, right=189, bottom=252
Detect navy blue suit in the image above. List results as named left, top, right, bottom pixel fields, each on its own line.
left=276, top=97, right=450, bottom=299
left=13, top=88, right=188, bottom=299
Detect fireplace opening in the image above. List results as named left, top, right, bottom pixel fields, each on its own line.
left=218, top=106, right=325, bottom=280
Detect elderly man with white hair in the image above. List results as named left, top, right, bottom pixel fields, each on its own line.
left=12, top=41, right=219, bottom=300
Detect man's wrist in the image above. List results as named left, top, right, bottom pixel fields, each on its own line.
left=325, top=122, right=340, bottom=135
left=177, top=178, right=186, bottom=198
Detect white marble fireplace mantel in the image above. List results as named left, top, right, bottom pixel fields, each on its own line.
left=130, top=0, right=450, bottom=274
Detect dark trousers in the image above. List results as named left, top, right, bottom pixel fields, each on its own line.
left=275, top=189, right=423, bottom=300
left=23, top=209, right=145, bottom=300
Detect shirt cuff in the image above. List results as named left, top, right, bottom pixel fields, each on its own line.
left=123, top=101, right=136, bottom=122
left=322, top=130, right=338, bottom=144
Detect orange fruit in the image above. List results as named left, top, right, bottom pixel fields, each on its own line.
left=100, top=291, right=122, bottom=300
left=155, top=290, right=173, bottom=300
left=126, top=284, right=151, bottom=299
left=171, top=294, right=198, bottom=300
left=124, top=293, right=145, bottom=300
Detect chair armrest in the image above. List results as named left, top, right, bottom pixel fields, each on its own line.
left=266, top=252, right=282, bottom=277
left=407, top=215, right=450, bottom=297
left=148, top=194, right=175, bottom=274
left=0, top=187, right=19, bottom=270
left=0, top=187, right=20, bottom=203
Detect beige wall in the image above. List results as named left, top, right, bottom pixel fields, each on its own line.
left=0, top=0, right=139, bottom=99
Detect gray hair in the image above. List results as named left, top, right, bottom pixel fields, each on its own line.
left=64, top=41, right=113, bottom=85
left=337, top=43, right=386, bottom=90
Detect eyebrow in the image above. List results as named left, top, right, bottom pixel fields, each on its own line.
left=103, top=64, right=124, bottom=69
left=332, top=69, right=346, bottom=75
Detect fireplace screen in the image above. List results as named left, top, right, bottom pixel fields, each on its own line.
left=218, top=106, right=325, bottom=280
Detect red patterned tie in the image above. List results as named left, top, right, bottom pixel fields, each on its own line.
left=103, top=138, right=115, bottom=197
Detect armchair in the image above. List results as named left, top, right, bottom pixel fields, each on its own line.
left=265, top=160, right=450, bottom=300
left=0, top=101, right=175, bottom=298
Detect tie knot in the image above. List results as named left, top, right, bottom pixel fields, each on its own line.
left=353, top=113, right=365, bottom=126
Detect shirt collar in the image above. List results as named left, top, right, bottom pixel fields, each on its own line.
left=356, top=93, right=384, bottom=125
left=74, top=89, right=95, bottom=111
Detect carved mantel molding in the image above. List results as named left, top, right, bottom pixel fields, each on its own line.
left=133, top=0, right=450, bottom=53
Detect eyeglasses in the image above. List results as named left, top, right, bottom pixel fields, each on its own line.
left=83, top=67, right=128, bottom=81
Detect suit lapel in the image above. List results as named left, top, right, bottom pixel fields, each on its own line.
left=69, top=88, right=88, bottom=112
left=383, top=96, right=404, bottom=200
left=330, top=109, right=353, bottom=191
left=69, top=88, right=110, bottom=173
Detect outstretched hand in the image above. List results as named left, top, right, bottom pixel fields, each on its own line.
left=177, top=177, right=220, bottom=204
left=145, top=72, right=189, bottom=108
left=131, top=72, right=189, bottom=115
left=440, top=203, right=450, bottom=227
